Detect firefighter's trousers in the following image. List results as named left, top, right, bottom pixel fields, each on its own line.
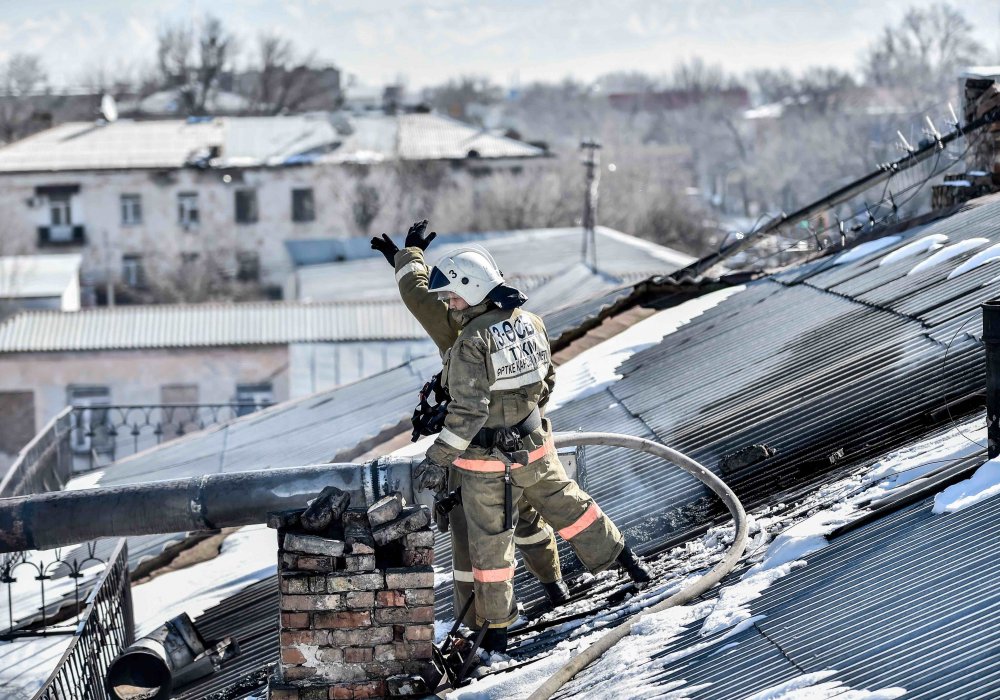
left=449, top=439, right=624, bottom=629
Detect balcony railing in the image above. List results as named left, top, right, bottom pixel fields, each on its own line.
left=37, top=225, right=86, bottom=246
left=70, top=402, right=271, bottom=472
left=32, top=539, right=134, bottom=700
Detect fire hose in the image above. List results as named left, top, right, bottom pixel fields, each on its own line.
left=522, top=432, right=750, bottom=700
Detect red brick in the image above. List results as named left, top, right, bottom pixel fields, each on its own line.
left=384, top=567, right=434, bottom=589
left=345, top=591, right=375, bottom=609
left=280, top=575, right=310, bottom=594
left=282, top=594, right=345, bottom=612
left=374, top=606, right=434, bottom=624
left=327, top=626, right=394, bottom=646
left=404, top=588, right=435, bottom=606
left=329, top=687, right=353, bottom=700
left=374, top=643, right=395, bottom=661
left=281, top=629, right=327, bottom=646
left=352, top=681, right=386, bottom=699
left=317, top=647, right=344, bottom=663
left=314, top=610, right=372, bottom=629
left=283, top=665, right=317, bottom=681
left=280, top=647, right=307, bottom=665
left=345, top=646, right=374, bottom=663
left=326, top=572, right=384, bottom=592
left=403, top=624, right=433, bottom=641
left=392, top=642, right=410, bottom=660
left=376, top=590, right=406, bottom=607
left=281, top=612, right=310, bottom=629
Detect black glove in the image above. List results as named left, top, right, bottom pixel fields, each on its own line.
left=370, top=233, right=399, bottom=266
left=405, top=219, right=437, bottom=251
left=414, top=457, right=448, bottom=494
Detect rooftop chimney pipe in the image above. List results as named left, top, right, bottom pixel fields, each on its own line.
left=982, top=298, right=1000, bottom=458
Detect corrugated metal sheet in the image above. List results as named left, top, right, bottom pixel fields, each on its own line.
left=557, top=468, right=1000, bottom=700
left=85, top=194, right=1000, bottom=698
left=0, top=300, right=428, bottom=352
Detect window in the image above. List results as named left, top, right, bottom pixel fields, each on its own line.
left=48, top=194, right=73, bottom=241
left=122, top=254, right=146, bottom=288
left=120, top=194, right=142, bottom=225
left=235, top=382, right=273, bottom=416
left=178, top=192, right=199, bottom=228
left=235, top=189, right=258, bottom=224
left=68, top=385, right=111, bottom=454
left=292, top=188, right=315, bottom=222
left=236, top=251, right=260, bottom=282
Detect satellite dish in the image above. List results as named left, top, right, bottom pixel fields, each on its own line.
left=100, top=94, right=118, bottom=123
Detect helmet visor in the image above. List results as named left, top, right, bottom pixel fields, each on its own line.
left=428, top=266, right=450, bottom=291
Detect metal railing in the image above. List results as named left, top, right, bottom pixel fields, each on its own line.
left=71, top=402, right=271, bottom=472
left=32, top=539, right=134, bottom=700
left=0, top=407, right=73, bottom=498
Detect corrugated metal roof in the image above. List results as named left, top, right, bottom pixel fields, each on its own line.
left=293, top=226, right=694, bottom=303
left=62, top=193, right=1000, bottom=698
left=0, top=255, right=80, bottom=298
left=0, top=113, right=544, bottom=173
left=0, top=300, right=427, bottom=352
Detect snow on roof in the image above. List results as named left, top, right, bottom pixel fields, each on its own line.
left=0, top=254, right=80, bottom=298
left=0, top=299, right=427, bottom=353
left=947, top=242, right=1000, bottom=280
left=0, top=113, right=544, bottom=173
left=878, top=234, right=948, bottom=266
left=906, top=237, right=990, bottom=276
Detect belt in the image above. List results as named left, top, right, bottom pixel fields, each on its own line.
left=470, top=406, right=542, bottom=449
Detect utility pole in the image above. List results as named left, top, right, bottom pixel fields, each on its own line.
left=580, top=138, right=601, bottom=271
left=102, top=229, right=114, bottom=307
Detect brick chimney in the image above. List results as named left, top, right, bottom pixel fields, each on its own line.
left=267, top=489, right=436, bottom=700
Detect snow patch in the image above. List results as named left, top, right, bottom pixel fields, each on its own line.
left=906, top=238, right=990, bottom=276
left=743, top=670, right=906, bottom=700
left=833, top=236, right=901, bottom=265
left=64, top=470, right=105, bottom=490
left=546, top=286, right=745, bottom=412
left=877, top=234, right=948, bottom=266
left=130, top=524, right=277, bottom=636
left=933, top=458, right=1000, bottom=514
left=701, top=506, right=853, bottom=636
left=947, top=241, right=1000, bottom=279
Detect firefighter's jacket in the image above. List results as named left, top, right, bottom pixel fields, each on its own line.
left=394, top=247, right=555, bottom=469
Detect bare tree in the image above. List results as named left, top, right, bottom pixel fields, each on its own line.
left=245, top=33, right=331, bottom=114
left=424, top=76, right=503, bottom=122
left=0, top=54, right=47, bottom=143
left=156, top=15, right=235, bottom=115
left=863, top=3, right=983, bottom=108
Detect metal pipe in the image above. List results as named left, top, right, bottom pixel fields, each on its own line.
left=0, top=457, right=423, bottom=553
left=528, top=432, right=750, bottom=700
left=982, top=299, right=1000, bottom=458
left=105, top=613, right=206, bottom=700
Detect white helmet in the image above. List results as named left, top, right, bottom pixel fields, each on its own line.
left=428, top=246, right=504, bottom=306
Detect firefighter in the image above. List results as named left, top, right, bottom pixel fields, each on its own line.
left=373, top=222, right=570, bottom=608
left=372, top=221, right=651, bottom=653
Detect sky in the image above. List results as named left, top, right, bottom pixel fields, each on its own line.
left=1, top=0, right=998, bottom=90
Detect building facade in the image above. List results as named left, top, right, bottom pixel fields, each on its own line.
left=0, top=113, right=546, bottom=298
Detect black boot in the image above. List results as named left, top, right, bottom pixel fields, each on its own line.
left=617, top=546, right=652, bottom=584
left=542, top=579, right=572, bottom=606
left=480, top=627, right=508, bottom=654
